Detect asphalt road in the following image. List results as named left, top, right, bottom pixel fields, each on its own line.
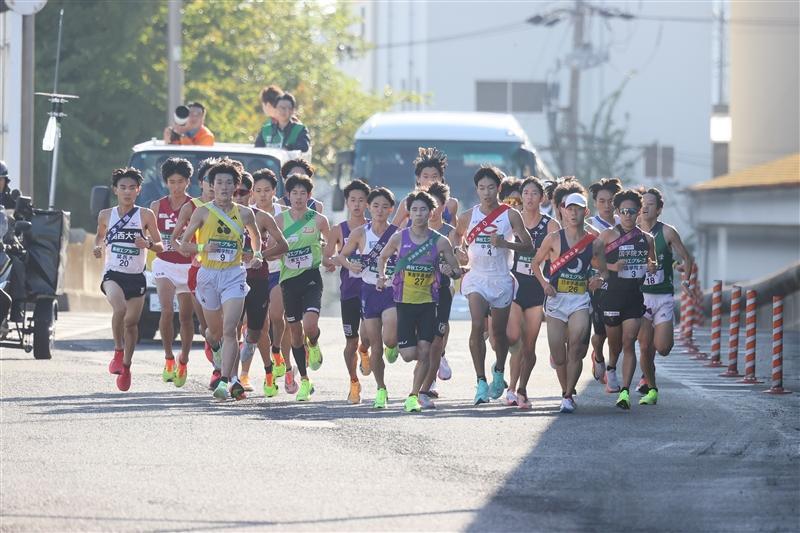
left=1, top=313, right=798, bottom=532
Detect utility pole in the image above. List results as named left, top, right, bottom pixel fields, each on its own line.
left=20, top=14, right=35, bottom=197
left=565, top=0, right=585, bottom=175
left=167, top=0, right=183, bottom=125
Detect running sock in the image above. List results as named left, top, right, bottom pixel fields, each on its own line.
left=494, top=364, right=504, bottom=373
left=220, top=377, right=229, bottom=384
left=517, top=387, right=527, bottom=396
left=607, top=365, right=616, bottom=371
left=477, top=376, right=486, bottom=383
left=271, top=345, right=280, bottom=354
left=264, top=364, right=273, bottom=374
left=308, top=332, right=320, bottom=346
left=351, top=377, right=359, bottom=384
left=621, top=387, right=629, bottom=393
left=292, top=345, right=307, bottom=377
left=211, top=342, right=221, bottom=352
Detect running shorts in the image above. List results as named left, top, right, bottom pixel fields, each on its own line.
left=361, top=282, right=395, bottom=320
left=341, top=296, right=361, bottom=338
left=461, top=271, right=516, bottom=309
left=188, top=264, right=199, bottom=292
left=152, top=257, right=191, bottom=294
left=590, top=288, right=606, bottom=337
left=101, top=270, right=146, bottom=301
left=243, top=277, right=270, bottom=331
left=602, top=289, right=646, bottom=327
left=513, top=275, right=545, bottom=310
left=643, top=292, right=674, bottom=326
left=280, top=268, right=323, bottom=323
left=195, top=265, right=248, bottom=311
left=268, top=271, right=281, bottom=292
left=544, top=292, right=591, bottom=323
left=435, top=285, right=453, bottom=338
left=397, top=302, right=437, bottom=348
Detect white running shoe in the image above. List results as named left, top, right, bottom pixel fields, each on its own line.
left=239, top=341, right=256, bottom=364
left=418, top=393, right=436, bottom=409
left=605, top=368, right=621, bottom=393
left=559, top=397, right=576, bottom=413
left=437, top=355, right=452, bottom=381
left=592, top=353, right=607, bottom=384
left=505, top=389, right=518, bottom=406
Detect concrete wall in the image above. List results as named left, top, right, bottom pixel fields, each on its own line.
left=63, top=233, right=106, bottom=311
left=729, top=1, right=800, bottom=172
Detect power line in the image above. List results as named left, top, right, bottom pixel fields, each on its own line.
left=373, top=21, right=528, bottom=50
left=633, top=14, right=798, bottom=27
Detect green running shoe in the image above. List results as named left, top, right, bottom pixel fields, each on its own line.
left=272, top=358, right=287, bottom=378
left=616, top=389, right=631, bottom=410
left=385, top=345, right=399, bottom=364
left=373, top=387, right=388, bottom=409
left=404, top=394, right=422, bottom=413
left=296, top=378, right=314, bottom=401
left=213, top=380, right=228, bottom=401
left=639, top=388, right=658, bottom=405
left=263, top=374, right=279, bottom=397
left=162, top=359, right=175, bottom=382
left=211, top=343, right=223, bottom=370
left=307, top=338, right=323, bottom=371
left=173, top=363, right=187, bottom=388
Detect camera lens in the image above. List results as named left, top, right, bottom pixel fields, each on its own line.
left=174, top=105, right=190, bottom=125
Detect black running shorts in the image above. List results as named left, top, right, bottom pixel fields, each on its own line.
left=435, top=285, right=453, bottom=338
left=101, top=270, right=146, bottom=301
left=602, top=289, right=645, bottom=327
left=280, top=269, right=323, bottom=323
left=590, top=288, right=607, bottom=336
left=243, top=277, right=270, bottom=331
left=340, top=296, right=361, bottom=339
left=397, top=302, right=437, bottom=348
left=513, top=275, right=545, bottom=311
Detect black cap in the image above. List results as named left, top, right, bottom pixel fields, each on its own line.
left=0, top=160, right=8, bottom=181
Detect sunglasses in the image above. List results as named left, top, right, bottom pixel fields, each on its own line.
left=234, top=189, right=251, bottom=197
left=619, top=207, right=639, bottom=216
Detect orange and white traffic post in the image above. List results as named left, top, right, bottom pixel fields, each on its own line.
left=739, top=290, right=762, bottom=384
left=764, top=295, right=792, bottom=395
left=720, top=285, right=743, bottom=378
left=705, top=281, right=723, bottom=367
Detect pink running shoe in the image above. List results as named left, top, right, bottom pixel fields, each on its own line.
left=285, top=368, right=299, bottom=394
left=108, top=349, right=124, bottom=375
left=116, top=366, right=131, bottom=391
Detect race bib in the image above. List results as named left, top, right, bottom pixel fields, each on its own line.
left=515, top=254, right=533, bottom=276
left=160, top=231, right=174, bottom=252
left=644, top=269, right=665, bottom=286
left=557, top=277, right=587, bottom=294
left=403, top=265, right=435, bottom=288
left=620, top=262, right=647, bottom=279
left=286, top=246, right=313, bottom=270
left=111, top=244, right=140, bottom=270
left=207, top=239, right=238, bottom=263
left=368, top=258, right=395, bottom=276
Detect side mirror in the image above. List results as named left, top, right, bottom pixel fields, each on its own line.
left=332, top=185, right=345, bottom=212
left=90, top=186, right=111, bottom=220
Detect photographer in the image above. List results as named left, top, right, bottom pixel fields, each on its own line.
left=0, top=161, right=14, bottom=209
left=0, top=161, right=27, bottom=322
left=255, top=92, right=311, bottom=152
left=163, top=101, right=215, bottom=146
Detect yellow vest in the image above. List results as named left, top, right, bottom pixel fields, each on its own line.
left=196, top=203, right=244, bottom=269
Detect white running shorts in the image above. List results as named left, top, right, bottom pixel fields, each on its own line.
left=195, top=265, right=249, bottom=311
left=544, top=292, right=591, bottom=323
left=643, top=292, right=674, bottom=326
left=461, top=271, right=516, bottom=309
left=152, top=257, right=191, bottom=294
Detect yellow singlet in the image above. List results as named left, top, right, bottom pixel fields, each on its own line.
left=196, top=203, right=244, bottom=269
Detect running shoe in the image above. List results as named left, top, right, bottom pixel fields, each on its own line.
left=639, top=388, right=658, bottom=405
left=474, top=380, right=490, bottom=405
left=404, top=395, right=422, bottom=413
left=605, top=368, right=621, bottom=393
left=591, top=351, right=607, bottom=384
left=209, top=369, right=222, bottom=390
left=307, top=338, right=323, bottom=371
left=116, top=366, right=131, bottom=392
left=240, top=373, right=254, bottom=392
left=385, top=345, right=399, bottom=364
left=373, top=387, right=388, bottom=409
left=230, top=380, right=247, bottom=401
left=285, top=368, right=299, bottom=394
left=213, top=380, right=228, bottom=401
left=438, top=354, right=452, bottom=381
left=240, top=341, right=256, bottom=364
left=108, top=349, right=124, bottom=375
left=559, top=396, right=576, bottom=413
left=516, top=391, right=532, bottom=410
left=204, top=341, right=213, bottom=363
left=489, top=367, right=507, bottom=400
left=505, top=389, right=518, bottom=406
left=636, top=376, right=649, bottom=395
left=296, top=378, right=314, bottom=402
left=173, top=363, right=188, bottom=388
left=211, top=343, right=223, bottom=370
left=359, top=346, right=371, bottom=376
left=348, top=380, right=362, bottom=404
left=428, top=380, right=439, bottom=398
left=263, top=374, right=279, bottom=397
left=616, top=389, right=631, bottom=410
left=272, top=352, right=287, bottom=378
left=418, top=392, right=435, bottom=409
left=162, top=359, right=176, bottom=382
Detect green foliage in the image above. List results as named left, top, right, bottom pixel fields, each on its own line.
left=34, top=0, right=397, bottom=229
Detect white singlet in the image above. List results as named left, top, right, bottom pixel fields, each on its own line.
left=104, top=207, right=146, bottom=275
left=466, top=206, right=513, bottom=275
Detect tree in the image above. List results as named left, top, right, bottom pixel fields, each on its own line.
left=34, top=0, right=399, bottom=229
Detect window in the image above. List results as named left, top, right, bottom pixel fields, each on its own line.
left=475, top=81, right=507, bottom=112
left=476, top=80, right=548, bottom=113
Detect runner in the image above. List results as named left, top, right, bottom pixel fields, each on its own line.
left=586, top=177, right=622, bottom=388
left=170, top=158, right=219, bottom=388
left=531, top=183, right=605, bottom=413
left=324, top=179, right=371, bottom=404
left=391, top=147, right=459, bottom=227
left=150, top=157, right=194, bottom=388
left=279, top=158, right=323, bottom=213
left=237, top=171, right=290, bottom=396
left=335, top=187, right=399, bottom=409
left=276, top=173, right=333, bottom=401
left=178, top=159, right=263, bottom=401
left=93, top=167, right=164, bottom=391
left=504, top=177, right=560, bottom=408
left=596, top=189, right=657, bottom=409
left=419, top=182, right=457, bottom=405
left=454, top=166, right=533, bottom=405
left=377, top=191, right=463, bottom=412
left=636, top=187, right=694, bottom=405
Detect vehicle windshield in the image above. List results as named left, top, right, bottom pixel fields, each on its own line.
left=352, top=139, right=535, bottom=208
left=129, top=151, right=283, bottom=207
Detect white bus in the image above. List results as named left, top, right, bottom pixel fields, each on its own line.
left=332, top=111, right=553, bottom=211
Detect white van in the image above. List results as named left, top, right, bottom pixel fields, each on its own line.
left=332, top=111, right=553, bottom=212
